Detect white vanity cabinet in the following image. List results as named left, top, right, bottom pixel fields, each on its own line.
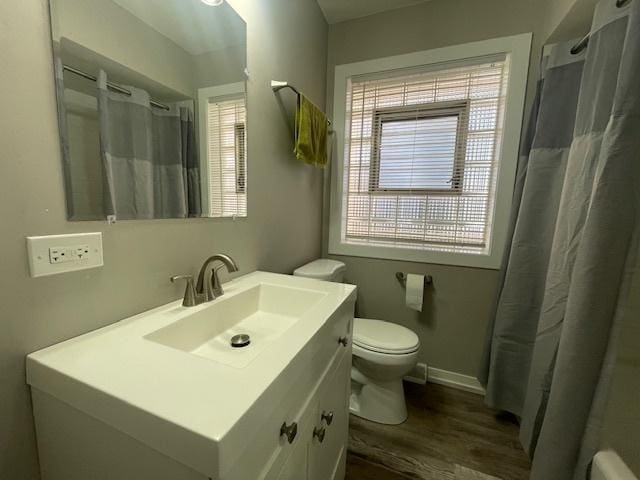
left=27, top=272, right=356, bottom=480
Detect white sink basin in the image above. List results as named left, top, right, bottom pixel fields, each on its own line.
left=145, top=283, right=327, bottom=368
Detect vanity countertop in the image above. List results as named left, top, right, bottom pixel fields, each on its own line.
left=26, top=271, right=356, bottom=478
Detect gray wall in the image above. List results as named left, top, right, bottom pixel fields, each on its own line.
left=543, top=0, right=599, bottom=42
left=52, top=0, right=196, bottom=97
left=334, top=257, right=501, bottom=376
left=324, top=0, right=548, bottom=377
left=193, top=44, right=248, bottom=89
left=0, top=0, right=327, bottom=478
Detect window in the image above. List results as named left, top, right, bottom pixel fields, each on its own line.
left=329, top=35, right=532, bottom=268
left=203, top=92, right=247, bottom=217
left=370, top=101, right=469, bottom=193
left=345, top=61, right=506, bottom=253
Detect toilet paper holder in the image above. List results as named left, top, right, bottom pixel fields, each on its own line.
left=395, top=272, right=433, bottom=288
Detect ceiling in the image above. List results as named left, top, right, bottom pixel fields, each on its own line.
left=111, top=0, right=246, bottom=55
left=317, top=0, right=433, bottom=24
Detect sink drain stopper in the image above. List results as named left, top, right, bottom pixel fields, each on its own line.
left=230, top=334, right=251, bottom=348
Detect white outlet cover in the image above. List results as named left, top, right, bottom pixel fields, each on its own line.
left=26, top=233, right=104, bottom=278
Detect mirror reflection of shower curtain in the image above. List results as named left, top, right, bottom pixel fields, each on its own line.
left=97, top=70, right=201, bottom=220
left=53, top=58, right=78, bottom=219
left=480, top=0, right=640, bottom=478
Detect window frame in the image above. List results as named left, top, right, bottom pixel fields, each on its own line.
left=328, top=34, right=532, bottom=269
left=369, top=100, right=470, bottom=195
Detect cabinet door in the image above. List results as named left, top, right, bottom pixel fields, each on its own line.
left=308, top=350, right=351, bottom=480
left=266, top=395, right=318, bottom=480
left=274, top=436, right=308, bottom=480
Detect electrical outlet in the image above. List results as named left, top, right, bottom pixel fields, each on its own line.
left=48, top=244, right=91, bottom=264
left=49, top=247, right=68, bottom=264
left=76, top=244, right=90, bottom=260
left=27, top=233, right=103, bottom=277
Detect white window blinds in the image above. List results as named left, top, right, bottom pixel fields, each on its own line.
left=343, top=58, right=509, bottom=254
left=207, top=95, right=247, bottom=217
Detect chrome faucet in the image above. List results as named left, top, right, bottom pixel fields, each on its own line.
left=171, top=253, right=239, bottom=307
left=196, top=253, right=239, bottom=299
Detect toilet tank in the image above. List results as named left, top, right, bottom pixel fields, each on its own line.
left=293, top=259, right=346, bottom=282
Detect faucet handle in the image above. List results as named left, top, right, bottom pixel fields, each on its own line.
left=170, top=275, right=197, bottom=307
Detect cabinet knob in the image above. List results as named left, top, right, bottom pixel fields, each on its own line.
left=321, top=410, right=334, bottom=426
left=280, top=421, right=298, bottom=444
left=338, top=336, right=349, bottom=347
left=313, top=426, right=326, bottom=443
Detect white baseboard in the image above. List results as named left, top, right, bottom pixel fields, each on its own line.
left=404, top=363, right=485, bottom=396
left=427, top=366, right=486, bottom=395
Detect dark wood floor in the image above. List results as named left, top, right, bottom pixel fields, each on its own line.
left=345, top=382, right=530, bottom=480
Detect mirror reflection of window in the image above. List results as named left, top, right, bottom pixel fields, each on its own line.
left=200, top=90, right=247, bottom=218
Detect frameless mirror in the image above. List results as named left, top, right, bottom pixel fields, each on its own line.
left=49, top=0, right=247, bottom=220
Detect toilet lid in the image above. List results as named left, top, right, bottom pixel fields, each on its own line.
left=352, top=318, right=420, bottom=354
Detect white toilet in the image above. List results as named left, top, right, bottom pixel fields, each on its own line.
left=294, top=259, right=420, bottom=425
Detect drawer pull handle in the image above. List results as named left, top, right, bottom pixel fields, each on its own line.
left=321, top=410, right=334, bottom=426
left=313, top=426, right=326, bottom=443
left=280, top=421, right=298, bottom=444
left=338, top=336, right=349, bottom=347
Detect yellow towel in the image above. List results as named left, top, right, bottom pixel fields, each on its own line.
left=294, top=95, right=328, bottom=167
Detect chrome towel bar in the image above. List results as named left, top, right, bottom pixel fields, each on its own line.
left=271, top=80, right=332, bottom=126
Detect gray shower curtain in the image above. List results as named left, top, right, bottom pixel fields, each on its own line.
left=479, top=41, right=586, bottom=417
left=98, top=70, right=201, bottom=219
left=480, top=0, right=640, bottom=478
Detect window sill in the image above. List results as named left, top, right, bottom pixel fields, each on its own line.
left=328, top=240, right=501, bottom=269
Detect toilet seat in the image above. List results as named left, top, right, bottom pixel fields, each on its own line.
left=352, top=342, right=419, bottom=367
left=353, top=318, right=419, bottom=355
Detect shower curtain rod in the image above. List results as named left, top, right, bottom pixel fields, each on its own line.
left=62, top=65, right=171, bottom=111
left=570, top=0, right=632, bottom=54
left=271, top=80, right=332, bottom=126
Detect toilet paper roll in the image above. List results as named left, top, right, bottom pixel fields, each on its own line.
left=405, top=274, right=424, bottom=312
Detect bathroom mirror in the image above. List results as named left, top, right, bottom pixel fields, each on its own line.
left=49, top=0, right=247, bottom=220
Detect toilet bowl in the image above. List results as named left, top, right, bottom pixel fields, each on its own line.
left=350, top=318, right=419, bottom=424
left=293, top=259, right=420, bottom=425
